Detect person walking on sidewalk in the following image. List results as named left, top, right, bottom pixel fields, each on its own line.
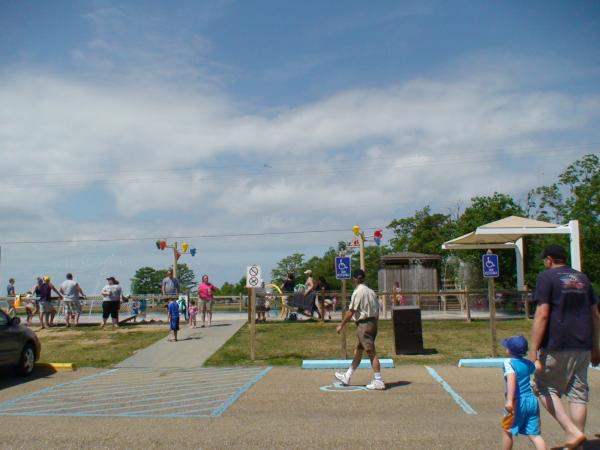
left=198, top=274, right=217, bottom=327
left=167, top=298, right=180, bottom=341
left=334, top=269, right=385, bottom=390
left=529, top=244, right=599, bottom=449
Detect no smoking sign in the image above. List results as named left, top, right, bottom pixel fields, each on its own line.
left=246, top=265, right=262, bottom=288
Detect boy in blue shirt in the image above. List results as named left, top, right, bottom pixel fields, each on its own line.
left=167, top=298, right=180, bottom=342
left=502, top=335, right=546, bottom=450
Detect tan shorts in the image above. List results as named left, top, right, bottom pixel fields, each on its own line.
left=534, top=349, right=590, bottom=403
left=355, top=319, right=378, bottom=352
left=200, top=299, right=213, bottom=311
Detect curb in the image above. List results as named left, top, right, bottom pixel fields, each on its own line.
left=35, top=362, right=77, bottom=371
left=302, top=359, right=395, bottom=369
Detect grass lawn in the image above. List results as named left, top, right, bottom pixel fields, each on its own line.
left=205, top=319, right=532, bottom=367
left=36, top=324, right=169, bottom=368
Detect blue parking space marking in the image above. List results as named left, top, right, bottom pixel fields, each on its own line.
left=0, top=367, right=271, bottom=419
left=425, top=366, right=477, bottom=415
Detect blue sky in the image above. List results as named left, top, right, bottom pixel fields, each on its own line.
left=1, top=0, right=599, bottom=293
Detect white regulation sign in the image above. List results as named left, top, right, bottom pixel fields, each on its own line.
left=245, top=265, right=262, bottom=288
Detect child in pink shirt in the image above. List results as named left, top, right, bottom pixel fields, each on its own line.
left=188, top=300, right=198, bottom=328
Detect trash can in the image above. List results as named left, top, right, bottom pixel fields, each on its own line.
left=392, top=305, right=424, bottom=354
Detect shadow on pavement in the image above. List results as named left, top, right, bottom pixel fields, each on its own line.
left=584, top=436, right=600, bottom=450
left=385, top=381, right=411, bottom=390
left=0, top=365, right=57, bottom=390
left=550, top=437, right=600, bottom=450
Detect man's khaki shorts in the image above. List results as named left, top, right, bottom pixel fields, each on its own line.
left=533, top=349, right=590, bottom=403
left=355, top=319, right=378, bottom=352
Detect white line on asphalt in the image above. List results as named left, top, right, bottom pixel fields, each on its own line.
left=425, top=366, right=477, bottom=415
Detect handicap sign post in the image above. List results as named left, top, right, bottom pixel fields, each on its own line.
left=482, top=254, right=499, bottom=278
left=482, top=251, right=499, bottom=357
left=335, top=256, right=351, bottom=280
left=335, top=255, right=351, bottom=358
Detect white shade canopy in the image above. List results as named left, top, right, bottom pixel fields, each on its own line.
left=441, top=216, right=581, bottom=289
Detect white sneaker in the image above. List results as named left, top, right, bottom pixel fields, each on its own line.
left=334, top=372, right=350, bottom=385
left=366, top=379, right=386, bottom=390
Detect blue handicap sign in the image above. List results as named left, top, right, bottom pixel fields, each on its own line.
left=482, top=254, right=500, bottom=278
left=335, top=257, right=352, bottom=279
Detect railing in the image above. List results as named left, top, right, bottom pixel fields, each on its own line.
left=1, top=288, right=533, bottom=321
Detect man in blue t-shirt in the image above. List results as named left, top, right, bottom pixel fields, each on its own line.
left=529, top=244, right=600, bottom=449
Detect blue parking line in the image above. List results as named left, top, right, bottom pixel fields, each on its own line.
left=0, top=381, right=249, bottom=413
left=211, top=367, right=272, bottom=417
left=0, top=367, right=272, bottom=419
left=0, top=388, right=238, bottom=415
left=12, top=374, right=260, bottom=403
left=36, top=368, right=261, bottom=395
left=425, top=366, right=476, bottom=415
left=0, top=369, right=118, bottom=407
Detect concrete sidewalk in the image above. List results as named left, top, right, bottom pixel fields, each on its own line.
left=115, top=319, right=246, bottom=369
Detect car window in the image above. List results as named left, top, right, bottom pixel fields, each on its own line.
left=0, top=311, right=8, bottom=327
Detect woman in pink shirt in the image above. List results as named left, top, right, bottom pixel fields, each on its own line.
left=198, top=274, right=217, bottom=327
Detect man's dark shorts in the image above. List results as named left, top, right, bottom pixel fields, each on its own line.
left=355, top=318, right=378, bottom=352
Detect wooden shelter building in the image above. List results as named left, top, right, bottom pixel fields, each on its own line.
left=378, top=252, right=441, bottom=293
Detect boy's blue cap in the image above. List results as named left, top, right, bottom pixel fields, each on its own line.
left=501, top=335, right=528, bottom=356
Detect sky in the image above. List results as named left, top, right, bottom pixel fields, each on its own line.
left=1, top=0, right=599, bottom=294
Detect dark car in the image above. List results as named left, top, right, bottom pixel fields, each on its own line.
left=0, top=309, right=41, bottom=375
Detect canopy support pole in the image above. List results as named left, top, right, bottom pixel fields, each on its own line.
left=515, top=238, right=525, bottom=290
left=569, top=220, right=581, bottom=271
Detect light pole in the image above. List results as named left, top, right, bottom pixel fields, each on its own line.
left=155, top=240, right=197, bottom=277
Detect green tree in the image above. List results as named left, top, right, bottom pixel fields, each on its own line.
left=130, top=263, right=196, bottom=294
left=130, top=267, right=163, bottom=294
left=175, top=264, right=196, bottom=291
left=527, top=154, right=600, bottom=289
left=387, top=206, right=455, bottom=255
left=217, top=281, right=239, bottom=295
left=236, top=277, right=247, bottom=293
left=271, top=253, right=305, bottom=283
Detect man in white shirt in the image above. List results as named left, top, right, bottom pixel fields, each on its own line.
left=59, top=273, right=86, bottom=327
left=335, top=269, right=384, bottom=390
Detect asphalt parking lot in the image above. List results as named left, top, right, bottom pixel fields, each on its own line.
left=1, top=365, right=599, bottom=449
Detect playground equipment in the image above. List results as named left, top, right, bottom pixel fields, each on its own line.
left=155, top=239, right=196, bottom=277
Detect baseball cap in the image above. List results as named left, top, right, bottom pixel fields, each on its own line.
left=304, top=270, right=312, bottom=275
left=501, top=335, right=528, bottom=356
left=106, top=276, right=117, bottom=282
left=541, top=244, right=567, bottom=260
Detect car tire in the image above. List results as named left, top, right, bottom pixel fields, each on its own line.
left=16, top=343, right=36, bottom=376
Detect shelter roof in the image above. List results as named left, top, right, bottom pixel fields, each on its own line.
left=442, top=215, right=567, bottom=250
left=479, top=215, right=560, bottom=229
